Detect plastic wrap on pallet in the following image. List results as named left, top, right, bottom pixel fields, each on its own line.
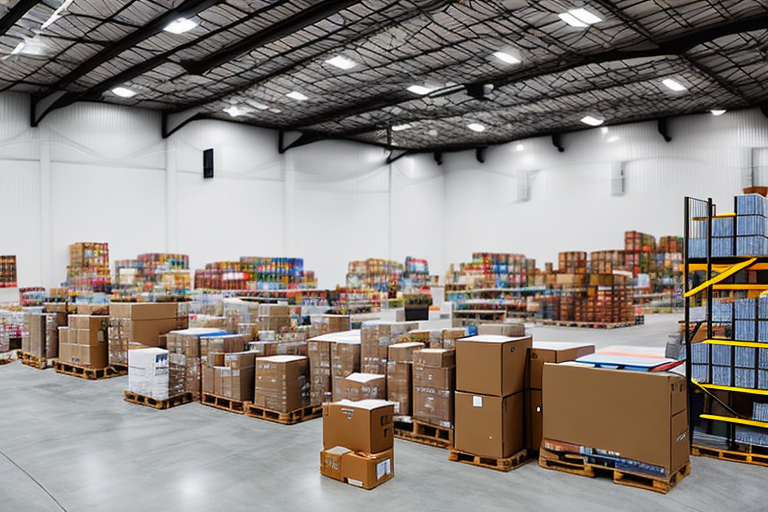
left=735, top=368, right=756, bottom=389
left=754, top=402, right=768, bottom=422
left=691, top=343, right=710, bottom=364
left=759, top=321, right=768, bottom=343
left=711, top=344, right=732, bottom=366
left=736, top=215, right=767, bottom=237
left=128, top=348, right=169, bottom=400
left=760, top=348, right=768, bottom=369
left=735, top=346, right=757, bottom=368
left=692, top=364, right=710, bottom=383
left=736, top=194, right=768, bottom=216
left=712, top=301, right=733, bottom=323
left=735, top=298, right=756, bottom=320
left=712, top=365, right=732, bottom=386
left=735, top=426, right=768, bottom=447
left=712, top=217, right=734, bottom=237
left=712, top=237, right=734, bottom=257
left=735, top=320, right=756, bottom=342
left=737, top=235, right=768, bottom=256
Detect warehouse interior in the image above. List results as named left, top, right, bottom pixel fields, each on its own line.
left=2, top=1, right=768, bottom=511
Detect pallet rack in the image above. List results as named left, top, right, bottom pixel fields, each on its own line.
left=684, top=196, right=768, bottom=464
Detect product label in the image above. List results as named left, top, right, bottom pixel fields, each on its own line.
left=377, top=459, right=391, bottom=479
left=472, top=396, right=483, bottom=407
left=347, top=478, right=363, bottom=488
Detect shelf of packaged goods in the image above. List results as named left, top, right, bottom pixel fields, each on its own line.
left=453, top=310, right=505, bottom=315
left=694, top=381, right=768, bottom=396
left=704, top=339, right=768, bottom=349
left=700, top=414, right=768, bottom=429
left=685, top=258, right=757, bottom=298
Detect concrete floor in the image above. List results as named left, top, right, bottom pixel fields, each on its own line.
left=1, top=314, right=766, bottom=512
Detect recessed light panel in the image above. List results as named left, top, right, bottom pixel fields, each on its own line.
left=286, top=91, right=308, bottom=101
left=112, top=86, right=136, bottom=98
left=164, top=18, right=198, bottom=34
left=326, top=55, right=357, bottom=70
left=581, top=115, right=604, bottom=126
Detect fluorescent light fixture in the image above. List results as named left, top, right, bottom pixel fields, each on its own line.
left=164, top=18, right=198, bottom=34
left=600, top=126, right=609, bottom=134
left=112, top=86, right=137, bottom=98
left=467, top=123, right=485, bottom=132
left=559, top=8, right=601, bottom=27
left=325, top=55, right=357, bottom=70
left=493, top=51, right=521, bottom=64
left=391, top=124, right=412, bottom=132
left=407, top=85, right=433, bottom=95
left=286, top=91, right=308, bottom=101
left=662, top=78, right=686, bottom=92
left=711, top=109, right=726, bottom=116
left=515, top=143, right=525, bottom=151
left=581, top=115, right=604, bottom=126
left=223, top=106, right=245, bottom=117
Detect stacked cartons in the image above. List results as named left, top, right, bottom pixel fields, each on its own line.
left=410, top=330, right=442, bottom=348
left=525, top=342, right=595, bottom=451
left=108, top=303, right=180, bottom=366
left=360, top=321, right=418, bottom=374
left=253, top=355, right=309, bottom=413
left=257, top=304, right=291, bottom=336
left=542, top=363, right=689, bottom=480
left=199, top=334, right=246, bottom=365
left=128, top=348, right=169, bottom=400
left=454, top=335, right=532, bottom=459
left=386, top=342, right=425, bottom=415
left=166, top=328, right=227, bottom=399
left=203, top=351, right=256, bottom=401
left=412, top=349, right=455, bottom=428
left=308, top=338, right=333, bottom=405
left=341, top=373, right=386, bottom=401
left=321, top=400, right=395, bottom=490
left=477, top=323, right=526, bottom=337
left=309, top=314, right=350, bottom=338
left=60, top=314, right=109, bottom=368
left=332, top=339, right=361, bottom=402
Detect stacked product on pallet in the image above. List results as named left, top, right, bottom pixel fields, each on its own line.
left=360, top=321, right=418, bottom=374
left=413, top=348, right=455, bottom=434
left=321, top=399, right=395, bottom=489
left=402, top=256, right=432, bottom=289
left=127, top=348, right=170, bottom=401
left=167, top=328, right=228, bottom=400
left=307, top=329, right=365, bottom=405
left=59, top=313, right=109, bottom=369
left=386, top=342, right=425, bottom=416
left=558, top=252, right=587, bottom=274
left=252, top=355, right=310, bottom=413
left=113, top=253, right=191, bottom=297
left=67, top=242, right=110, bottom=292
left=0, top=255, right=17, bottom=287
left=309, top=314, right=350, bottom=338
left=194, top=257, right=317, bottom=291
left=308, top=336, right=333, bottom=405
left=108, top=302, right=183, bottom=367
left=331, top=334, right=362, bottom=402
left=452, top=335, right=531, bottom=469
left=21, top=306, right=67, bottom=367
left=203, top=351, right=257, bottom=408
left=0, top=307, right=23, bottom=353
left=346, top=259, right=404, bottom=292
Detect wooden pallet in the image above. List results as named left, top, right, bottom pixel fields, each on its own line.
left=536, top=320, right=633, bottom=329
left=20, top=352, right=54, bottom=369
left=201, top=392, right=247, bottom=414
left=449, top=448, right=528, bottom=472
left=111, top=363, right=128, bottom=374
left=124, top=390, right=193, bottom=410
left=396, top=419, right=454, bottom=449
left=244, top=402, right=322, bottom=425
left=538, top=448, right=690, bottom=494
left=692, top=443, right=768, bottom=467
left=54, top=361, right=127, bottom=380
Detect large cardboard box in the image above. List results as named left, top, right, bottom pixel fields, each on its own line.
left=413, top=348, right=455, bottom=368
left=477, top=323, right=526, bottom=337
left=253, top=355, right=308, bottom=413
left=110, top=302, right=178, bottom=320
left=526, top=389, right=543, bottom=452
left=341, top=373, right=386, bottom=401
left=527, top=341, right=595, bottom=389
left=74, top=328, right=106, bottom=346
left=542, top=363, right=689, bottom=474
left=388, top=342, right=425, bottom=363
left=341, top=449, right=394, bottom=490
left=455, top=391, right=524, bottom=458
left=69, top=315, right=108, bottom=331
left=323, top=399, right=394, bottom=454
left=456, top=335, right=531, bottom=396
left=320, top=446, right=352, bottom=481
left=77, top=343, right=108, bottom=368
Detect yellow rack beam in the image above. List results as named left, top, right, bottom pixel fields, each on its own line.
left=700, top=414, right=768, bottom=429
left=684, top=258, right=757, bottom=298
left=704, top=339, right=768, bottom=349
left=689, top=263, right=768, bottom=272
left=695, top=381, right=768, bottom=396
left=712, top=284, right=768, bottom=291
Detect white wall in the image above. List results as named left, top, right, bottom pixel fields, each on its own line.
left=1, top=89, right=766, bottom=289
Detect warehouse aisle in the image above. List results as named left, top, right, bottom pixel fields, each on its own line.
left=0, top=314, right=764, bottom=512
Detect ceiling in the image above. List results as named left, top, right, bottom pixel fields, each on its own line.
left=1, top=0, right=768, bottom=153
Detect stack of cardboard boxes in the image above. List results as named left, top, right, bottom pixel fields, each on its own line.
left=253, top=355, right=309, bottom=412
left=308, top=337, right=333, bottom=405
left=412, top=348, right=455, bottom=428
left=203, top=351, right=257, bottom=402
left=59, top=314, right=109, bottom=368
left=454, top=335, right=531, bottom=460
left=257, top=304, right=291, bottom=338
left=360, top=321, right=418, bottom=374
left=321, top=399, right=395, bottom=489
left=108, top=302, right=181, bottom=366
left=341, top=373, right=386, bottom=401
left=167, top=328, right=227, bottom=399
left=128, top=347, right=169, bottom=400
left=331, top=337, right=361, bottom=401
left=309, top=314, right=350, bottom=338
left=386, top=342, right=424, bottom=416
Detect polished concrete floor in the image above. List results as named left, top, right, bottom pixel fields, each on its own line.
left=1, top=314, right=766, bottom=512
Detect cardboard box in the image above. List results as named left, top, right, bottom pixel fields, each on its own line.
left=413, top=348, right=455, bottom=368
left=58, top=326, right=69, bottom=345
left=110, top=302, right=178, bottom=320
left=258, top=304, right=291, bottom=317
left=526, top=389, right=543, bottom=452
left=74, top=328, right=106, bottom=346
left=58, top=342, right=78, bottom=364
left=542, top=363, right=688, bottom=474
left=456, top=335, right=531, bottom=396
left=455, top=391, right=524, bottom=458
left=413, top=386, right=453, bottom=428
left=76, top=304, right=109, bottom=315
left=341, top=449, right=394, bottom=490
left=341, top=373, right=386, bottom=401
left=320, top=446, right=352, bottom=481
left=323, top=399, right=394, bottom=453
left=388, top=342, right=425, bottom=363
left=69, top=315, right=107, bottom=331
left=386, top=361, right=412, bottom=415
left=527, top=341, right=595, bottom=389
left=360, top=321, right=418, bottom=374
left=332, top=340, right=361, bottom=402
left=253, top=355, right=308, bottom=413
left=77, top=343, right=108, bottom=368
left=477, top=323, right=526, bottom=337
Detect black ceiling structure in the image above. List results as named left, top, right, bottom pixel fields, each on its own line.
left=1, top=0, right=768, bottom=152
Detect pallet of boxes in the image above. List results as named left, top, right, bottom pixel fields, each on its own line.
left=321, top=399, right=395, bottom=490
left=57, top=304, right=122, bottom=379
left=109, top=302, right=184, bottom=371
left=20, top=303, right=67, bottom=369
left=200, top=334, right=252, bottom=413
left=538, top=359, right=691, bottom=493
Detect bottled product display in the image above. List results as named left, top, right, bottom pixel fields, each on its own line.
left=0, top=255, right=17, bottom=288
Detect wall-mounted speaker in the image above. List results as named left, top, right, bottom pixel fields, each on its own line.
left=203, top=148, right=214, bottom=179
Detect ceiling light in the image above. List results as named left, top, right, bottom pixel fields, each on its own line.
left=493, top=51, right=521, bottom=65
left=41, top=0, right=73, bottom=30
left=515, top=143, right=524, bottom=151
left=10, top=42, right=25, bottom=55
left=325, top=55, right=357, bottom=70
left=164, top=18, right=198, bottom=34
left=407, top=85, right=433, bottom=95
left=112, top=86, right=137, bottom=98
left=662, top=78, right=686, bottom=92
left=711, top=109, right=726, bottom=116
left=245, top=99, right=269, bottom=110
left=559, top=8, right=601, bottom=27
left=428, top=129, right=438, bottom=137
left=286, top=91, right=308, bottom=101
left=392, top=124, right=411, bottom=132
left=581, top=115, right=604, bottom=126
left=269, top=108, right=282, bottom=114
left=600, top=126, right=609, bottom=134
left=467, top=123, right=485, bottom=132
left=223, top=106, right=246, bottom=117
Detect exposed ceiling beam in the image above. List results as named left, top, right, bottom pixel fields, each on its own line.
left=180, top=0, right=361, bottom=76
left=285, top=14, right=768, bottom=132
left=0, top=0, right=42, bottom=37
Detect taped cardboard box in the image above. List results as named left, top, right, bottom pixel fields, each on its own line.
left=455, top=391, right=524, bottom=458
left=253, top=355, right=309, bottom=413
left=527, top=341, right=595, bottom=389
left=342, top=449, right=394, bottom=490
left=456, top=335, right=532, bottom=396
left=69, top=315, right=108, bottom=331
left=76, top=304, right=109, bottom=316
left=341, top=373, right=386, bottom=401
left=323, top=399, right=394, bottom=453
left=542, top=363, right=689, bottom=475
left=412, top=362, right=454, bottom=427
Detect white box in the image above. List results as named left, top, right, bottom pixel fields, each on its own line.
left=128, top=348, right=169, bottom=400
